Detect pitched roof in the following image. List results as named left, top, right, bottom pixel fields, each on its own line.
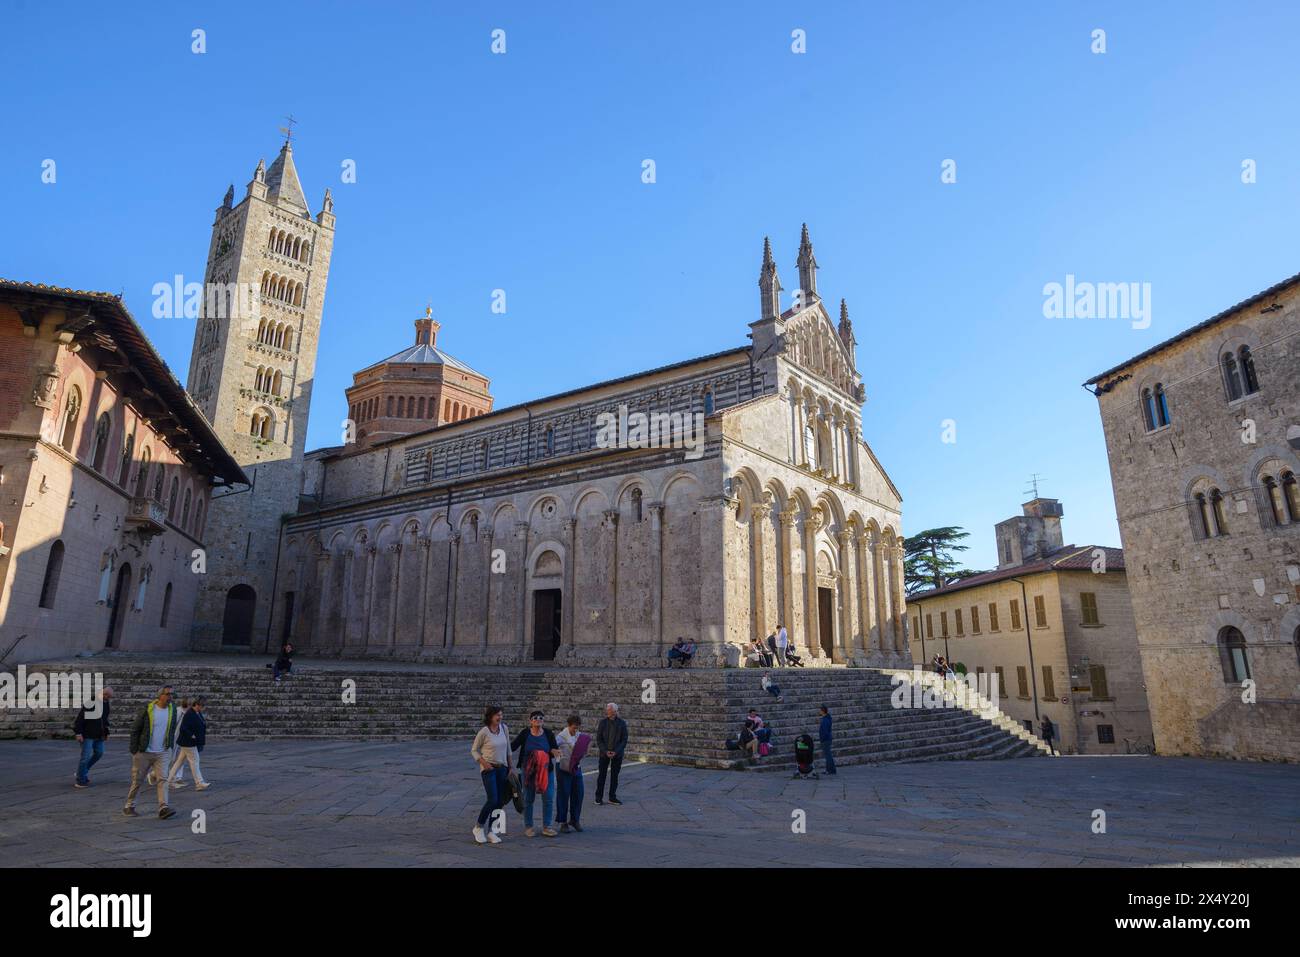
left=0, top=279, right=247, bottom=486
left=909, top=545, right=1124, bottom=601
left=264, top=143, right=309, bottom=213
left=1084, top=269, right=1300, bottom=388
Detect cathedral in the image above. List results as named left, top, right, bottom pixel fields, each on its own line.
left=188, top=143, right=910, bottom=668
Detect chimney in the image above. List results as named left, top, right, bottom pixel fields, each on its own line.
left=994, top=498, right=1064, bottom=569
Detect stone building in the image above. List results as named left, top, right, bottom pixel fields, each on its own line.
left=0, top=282, right=245, bottom=664
left=1085, top=272, right=1300, bottom=761
left=263, top=228, right=911, bottom=667
left=344, top=307, right=493, bottom=449
left=908, top=498, right=1153, bottom=753
left=186, top=140, right=336, bottom=650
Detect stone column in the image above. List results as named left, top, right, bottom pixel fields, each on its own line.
left=314, top=550, right=332, bottom=649
left=561, top=518, right=576, bottom=654
left=445, top=532, right=461, bottom=650
left=480, top=529, right=493, bottom=650
left=417, top=535, right=432, bottom=650
left=836, top=528, right=854, bottom=662
left=804, top=509, right=825, bottom=659
left=893, top=545, right=907, bottom=654
left=779, top=510, right=796, bottom=643
left=648, top=503, right=665, bottom=655
left=830, top=410, right=842, bottom=481
left=854, top=529, right=870, bottom=660
left=604, top=509, right=620, bottom=652
left=517, top=521, right=532, bottom=660
left=698, top=496, right=732, bottom=656
left=787, top=387, right=800, bottom=465
left=881, top=542, right=897, bottom=654
left=385, top=542, right=401, bottom=649
left=750, top=502, right=771, bottom=640
left=362, top=544, right=378, bottom=649
left=870, top=538, right=886, bottom=654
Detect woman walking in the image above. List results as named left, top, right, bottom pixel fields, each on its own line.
left=470, top=705, right=512, bottom=845
left=555, top=714, right=589, bottom=834
left=512, top=710, right=561, bottom=837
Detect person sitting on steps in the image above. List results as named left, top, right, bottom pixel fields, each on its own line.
left=665, top=637, right=696, bottom=668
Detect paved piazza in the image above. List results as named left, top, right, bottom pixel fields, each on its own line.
left=0, top=741, right=1295, bottom=868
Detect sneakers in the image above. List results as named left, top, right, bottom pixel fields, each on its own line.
left=524, top=827, right=536, bottom=838
left=571, top=822, right=584, bottom=832
left=542, top=827, right=558, bottom=837
left=560, top=823, right=571, bottom=834
left=472, top=826, right=488, bottom=845
left=122, top=807, right=139, bottom=817
left=171, top=781, right=189, bottom=790
left=195, top=782, right=211, bottom=791
left=73, top=780, right=88, bottom=789
left=594, top=798, right=603, bottom=806
left=486, top=831, right=502, bottom=844
left=608, top=797, right=623, bottom=806
left=158, top=806, right=176, bottom=820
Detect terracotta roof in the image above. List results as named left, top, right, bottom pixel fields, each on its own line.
left=909, top=545, right=1124, bottom=601
left=364, top=342, right=482, bottom=376
left=1084, top=270, right=1300, bottom=388
left=0, top=279, right=248, bottom=486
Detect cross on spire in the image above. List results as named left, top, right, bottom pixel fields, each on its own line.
left=279, top=114, right=298, bottom=145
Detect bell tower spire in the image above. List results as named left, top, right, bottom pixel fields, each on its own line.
left=759, top=236, right=782, bottom=322
left=796, top=222, right=818, bottom=305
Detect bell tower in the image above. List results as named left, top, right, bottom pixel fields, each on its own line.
left=187, top=135, right=336, bottom=651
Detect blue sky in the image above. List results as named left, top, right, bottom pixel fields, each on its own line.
left=4, top=1, right=1298, bottom=571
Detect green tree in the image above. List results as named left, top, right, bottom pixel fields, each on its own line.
left=904, top=527, right=978, bottom=595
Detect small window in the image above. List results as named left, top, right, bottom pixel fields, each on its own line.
left=39, top=540, right=65, bottom=609
left=1089, top=664, right=1110, bottom=699
left=1009, top=598, right=1022, bottom=631
left=1033, top=595, right=1047, bottom=628
left=955, top=608, right=964, bottom=636
left=971, top=605, right=980, bottom=633
left=940, top=611, right=949, bottom=637
left=988, top=602, right=999, bottom=631
left=1222, top=352, right=1243, bottom=401
left=1040, top=665, right=1056, bottom=701
left=1239, top=346, right=1259, bottom=394
left=160, top=582, right=173, bottom=627
left=994, top=666, right=1007, bottom=697
left=1154, top=383, right=1170, bottom=427
left=631, top=487, right=643, bottom=523
left=1080, top=592, right=1099, bottom=625
left=91, top=412, right=113, bottom=472
left=59, top=387, right=82, bottom=454
left=1016, top=666, right=1029, bottom=698
left=1141, top=387, right=1156, bottom=431
left=167, top=477, right=180, bottom=521
left=1096, top=724, right=1115, bottom=745
left=925, top=613, right=933, bottom=638
left=1217, top=626, right=1250, bottom=683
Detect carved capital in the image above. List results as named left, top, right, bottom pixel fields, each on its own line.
left=603, top=509, right=620, bottom=526
left=750, top=503, right=772, bottom=523
left=779, top=510, right=798, bottom=527
left=417, top=536, right=432, bottom=549
left=837, top=528, right=854, bottom=545
left=386, top=543, right=401, bottom=554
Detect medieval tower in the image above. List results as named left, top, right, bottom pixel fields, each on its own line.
left=187, top=139, right=336, bottom=649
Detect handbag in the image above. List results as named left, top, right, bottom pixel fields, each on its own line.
left=506, top=768, right=524, bottom=813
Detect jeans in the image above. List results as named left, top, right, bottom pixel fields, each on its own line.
left=765, top=684, right=782, bottom=699
left=556, top=768, right=584, bottom=825
left=775, top=647, right=787, bottom=666
left=477, top=765, right=509, bottom=827
left=76, top=738, right=104, bottom=783
left=596, top=752, right=623, bottom=800
left=820, top=739, right=837, bottom=773
left=524, top=771, right=556, bottom=828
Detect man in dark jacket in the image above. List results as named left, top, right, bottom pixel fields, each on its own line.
left=1040, top=715, right=1058, bottom=755
left=594, top=702, right=628, bottom=806
left=73, top=687, right=113, bottom=788
left=818, top=705, right=837, bottom=775
left=123, top=686, right=178, bottom=819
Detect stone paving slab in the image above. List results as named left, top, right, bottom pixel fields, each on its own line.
left=0, top=740, right=1296, bottom=867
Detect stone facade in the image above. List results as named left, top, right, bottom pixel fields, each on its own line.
left=345, top=308, right=493, bottom=449
left=0, top=283, right=244, bottom=664
left=1087, top=274, right=1300, bottom=761
left=187, top=142, right=336, bottom=650
left=908, top=499, right=1154, bottom=754
left=261, top=229, right=911, bottom=667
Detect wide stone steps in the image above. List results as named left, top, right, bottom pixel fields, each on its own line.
left=0, top=659, right=1051, bottom=768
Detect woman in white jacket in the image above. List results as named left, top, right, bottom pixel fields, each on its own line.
left=470, top=706, right=512, bottom=845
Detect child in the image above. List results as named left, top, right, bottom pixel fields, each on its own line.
left=761, top=672, right=783, bottom=703
left=168, top=697, right=210, bottom=789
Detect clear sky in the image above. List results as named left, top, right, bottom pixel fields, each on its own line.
left=4, top=1, right=1298, bottom=572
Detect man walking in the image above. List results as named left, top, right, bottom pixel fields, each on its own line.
left=594, top=702, right=628, bottom=806
left=775, top=624, right=789, bottom=667
left=818, top=705, right=837, bottom=774
left=73, top=687, right=113, bottom=788
left=1040, top=715, right=1059, bottom=755
left=123, top=686, right=179, bottom=819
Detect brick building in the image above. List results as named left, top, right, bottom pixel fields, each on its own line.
left=0, top=282, right=245, bottom=663
left=908, top=498, right=1153, bottom=753
left=1086, top=273, right=1300, bottom=761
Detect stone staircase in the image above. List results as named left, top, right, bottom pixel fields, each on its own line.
left=0, top=657, right=1051, bottom=769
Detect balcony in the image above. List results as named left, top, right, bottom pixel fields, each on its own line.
left=125, top=497, right=168, bottom=537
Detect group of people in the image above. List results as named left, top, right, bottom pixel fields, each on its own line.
left=664, top=638, right=697, bottom=668
left=731, top=691, right=837, bottom=775
left=746, top=624, right=804, bottom=668
left=72, top=684, right=212, bottom=820
left=470, top=702, right=629, bottom=844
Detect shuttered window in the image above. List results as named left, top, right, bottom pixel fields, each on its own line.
left=1081, top=592, right=1099, bottom=626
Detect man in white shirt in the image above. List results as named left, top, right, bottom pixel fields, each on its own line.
left=775, top=624, right=789, bottom=667
left=123, top=686, right=178, bottom=819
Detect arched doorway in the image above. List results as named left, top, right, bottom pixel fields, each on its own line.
left=105, top=563, right=132, bottom=648
left=223, top=584, right=256, bottom=646
left=529, top=548, right=564, bottom=661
